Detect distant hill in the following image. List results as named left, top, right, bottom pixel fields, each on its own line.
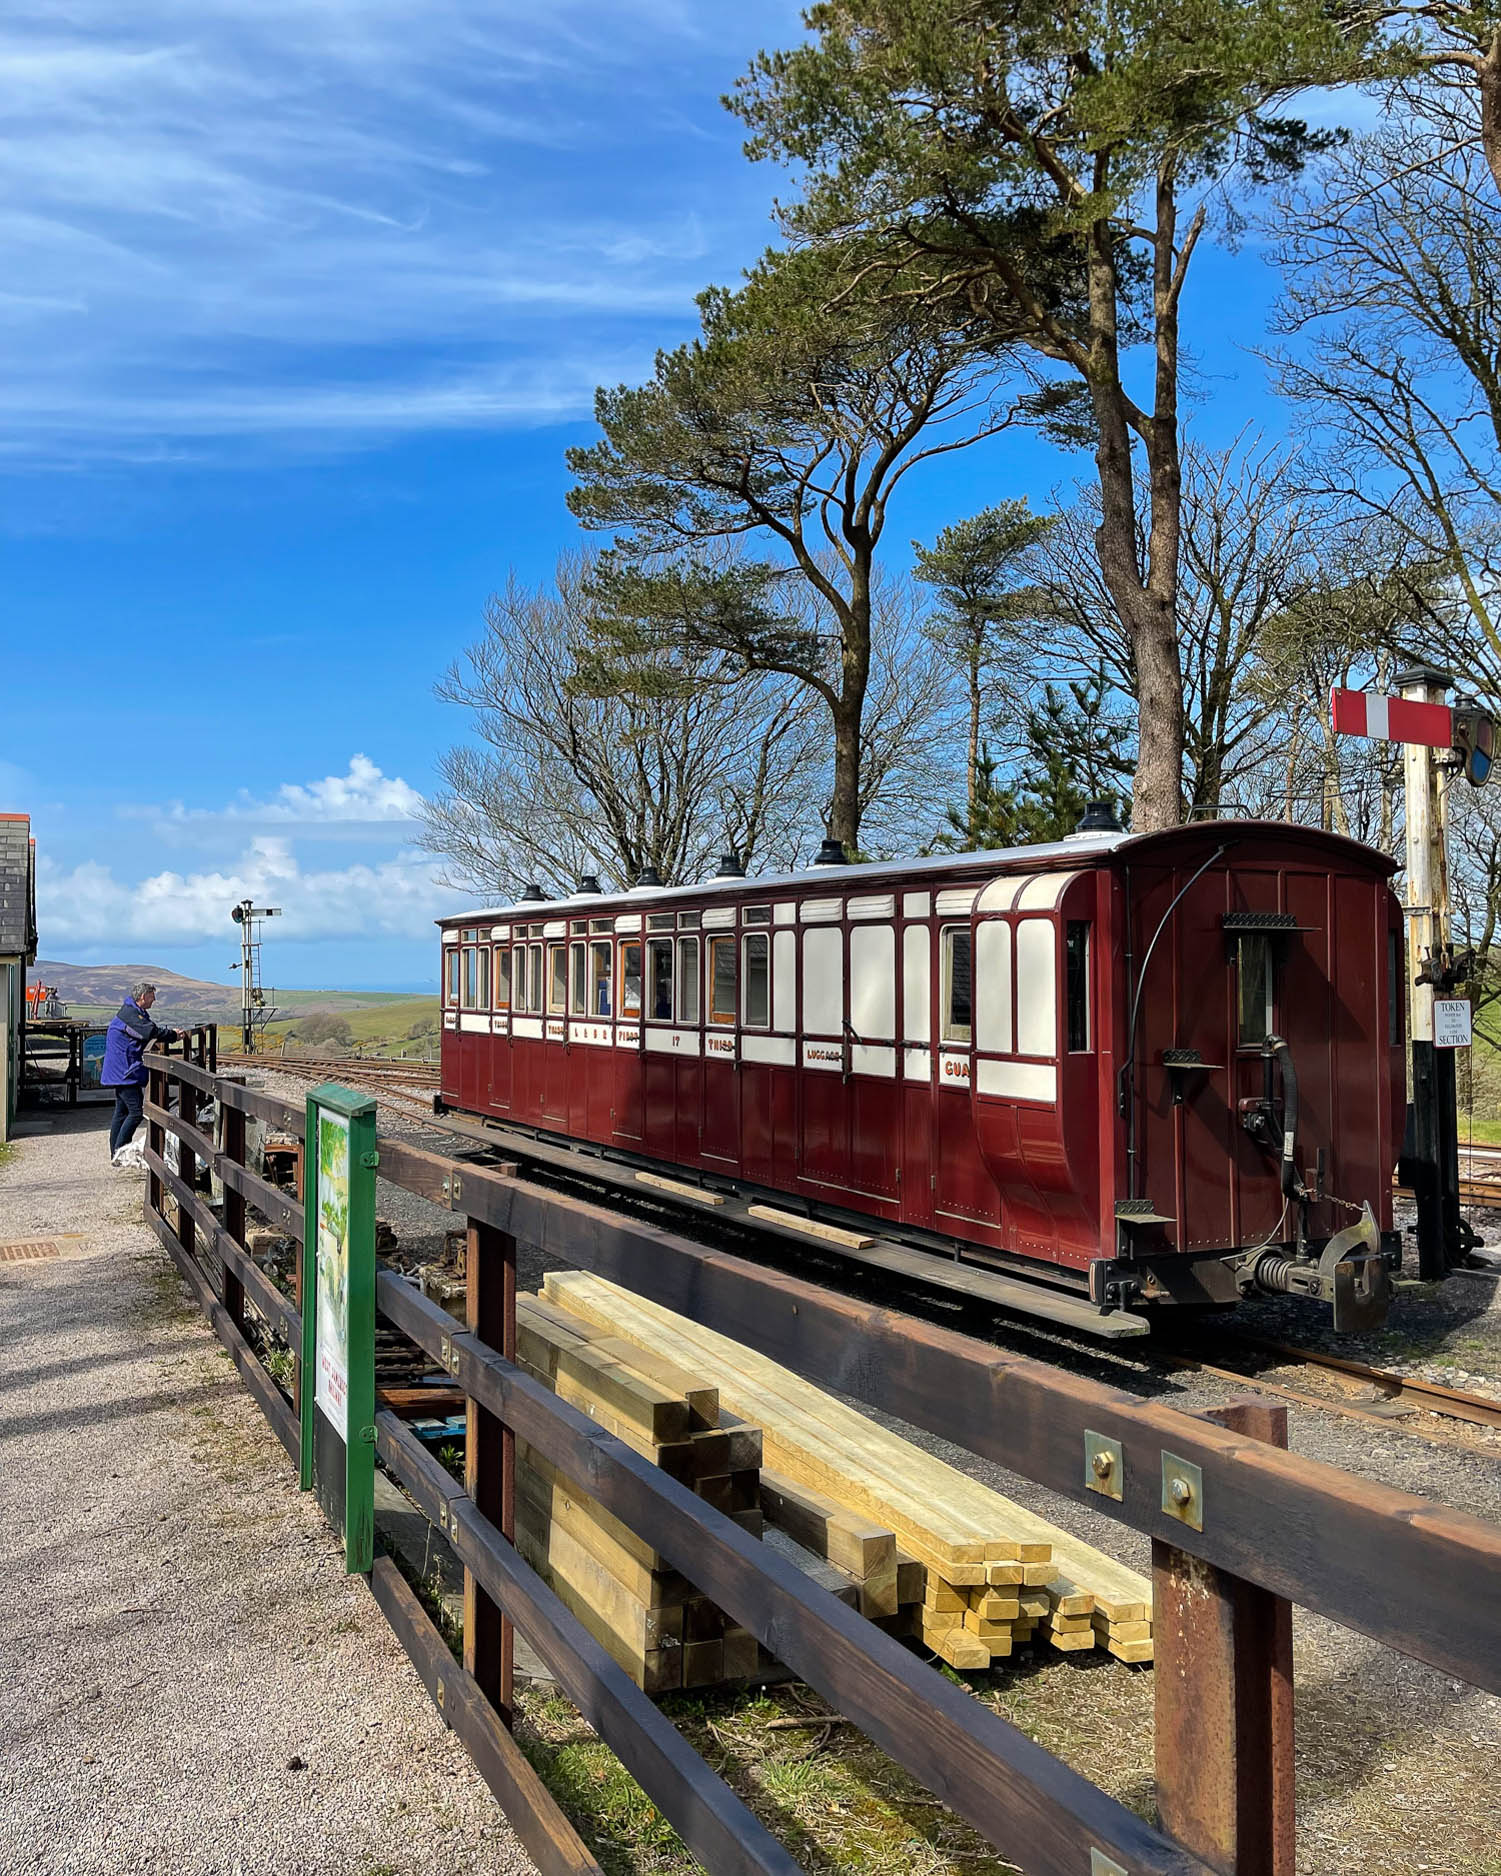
left=32, top=961, right=430, bottom=1026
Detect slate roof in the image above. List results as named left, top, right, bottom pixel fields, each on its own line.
left=0, top=816, right=36, bottom=960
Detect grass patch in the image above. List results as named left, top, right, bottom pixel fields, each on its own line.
left=514, top=1680, right=1032, bottom=1875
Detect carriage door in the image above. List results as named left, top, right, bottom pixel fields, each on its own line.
left=847, top=903, right=899, bottom=1202
left=700, top=921, right=741, bottom=1169
left=612, top=924, right=645, bottom=1144
left=798, top=915, right=849, bottom=1190
left=899, top=900, right=934, bottom=1229
left=488, top=935, right=512, bottom=1114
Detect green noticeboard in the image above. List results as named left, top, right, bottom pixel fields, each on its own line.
left=299, top=1082, right=377, bottom=1573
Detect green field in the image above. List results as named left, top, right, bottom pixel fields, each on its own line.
left=68, top=989, right=441, bottom=1058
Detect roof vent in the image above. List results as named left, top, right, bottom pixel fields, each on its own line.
left=517, top=880, right=548, bottom=903
left=714, top=849, right=746, bottom=880
left=811, top=835, right=847, bottom=868
left=574, top=873, right=602, bottom=896
left=1075, top=799, right=1123, bottom=835
left=632, top=865, right=663, bottom=890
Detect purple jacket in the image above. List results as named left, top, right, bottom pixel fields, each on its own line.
left=101, top=998, right=170, bottom=1087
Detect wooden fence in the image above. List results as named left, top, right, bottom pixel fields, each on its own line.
left=140, top=1041, right=1501, bottom=1876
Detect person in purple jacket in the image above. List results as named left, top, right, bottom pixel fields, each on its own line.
left=101, top=982, right=179, bottom=1161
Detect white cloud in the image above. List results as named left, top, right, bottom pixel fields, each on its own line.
left=143, top=754, right=425, bottom=833
left=0, top=1, right=777, bottom=465
left=36, top=755, right=462, bottom=950
left=36, top=833, right=454, bottom=947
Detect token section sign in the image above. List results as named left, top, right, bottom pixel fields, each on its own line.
left=299, top=1083, right=377, bottom=1572
left=1434, top=999, right=1473, bottom=1050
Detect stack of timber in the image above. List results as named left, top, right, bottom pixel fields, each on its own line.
left=543, top=1271, right=1154, bottom=1672
left=512, top=1293, right=763, bottom=1694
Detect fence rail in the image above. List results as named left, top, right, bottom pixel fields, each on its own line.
left=138, top=1043, right=1501, bottom=1876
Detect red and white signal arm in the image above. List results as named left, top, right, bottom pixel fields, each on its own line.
left=1330, top=688, right=1493, bottom=786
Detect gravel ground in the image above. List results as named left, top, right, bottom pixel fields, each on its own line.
left=0, top=1102, right=534, bottom=1876
left=246, top=1069, right=1501, bottom=1872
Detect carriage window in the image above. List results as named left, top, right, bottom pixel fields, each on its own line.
left=745, top=906, right=771, bottom=925
left=941, top=927, right=972, bottom=1044
left=647, top=937, right=674, bottom=1021
left=461, top=945, right=487, bottom=1010
left=548, top=944, right=567, bottom=1014
left=590, top=940, right=613, bottom=1017
left=528, top=942, right=544, bottom=1014
left=677, top=936, right=700, bottom=1023
left=802, top=927, right=843, bottom=1036
left=708, top=935, right=738, bottom=1024
left=743, top=933, right=770, bottom=1028
left=569, top=941, right=587, bottom=1016
left=1016, top=919, right=1056, bottom=1056
left=974, top=922, right=1012, bottom=1053
left=512, top=945, right=526, bottom=1014
left=620, top=941, right=643, bottom=1018
left=493, top=946, right=511, bottom=1012
left=849, top=924, right=895, bottom=1039
left=1066, top=922, right=1090, bottom=1051
left=903, top=926, right=930, bottom=1043
left=444, top=947, right=460, bottom=1007
left=1237, top=935, right=1273, bottom=1047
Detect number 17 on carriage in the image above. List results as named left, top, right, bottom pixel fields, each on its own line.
left=298, top=1082, right=378, bottom=1572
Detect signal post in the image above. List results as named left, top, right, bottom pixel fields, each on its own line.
left=1332, top=668, right=1492, bottom=1276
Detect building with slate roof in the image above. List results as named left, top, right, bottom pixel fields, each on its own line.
left=0, top=814, right=38, bottom=1141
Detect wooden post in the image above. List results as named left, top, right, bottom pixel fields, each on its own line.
left=146, top=1064, right=165, bottom=1220
left=1154, top=1398, right=1296, bottom=1876
left=465, top=1216, right=517, bottom=1728
left=176, top=1065, right=197, bottom=1268
left=221, top=1083, right=247, bottom=1336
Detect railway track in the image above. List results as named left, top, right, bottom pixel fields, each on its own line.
left=218, top=1051, right=440, bottom=1091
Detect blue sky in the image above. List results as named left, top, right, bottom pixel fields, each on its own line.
left=1, top=0, right=1324, bottom=992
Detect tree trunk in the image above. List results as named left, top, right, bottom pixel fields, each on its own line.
left=827, top=573, right=873, bottom=854
left=1482, top=34, right=1501, bottom=200
left=967, top=635, right=982, bottom=815
left=1082, top=200, right=1185, bottom=833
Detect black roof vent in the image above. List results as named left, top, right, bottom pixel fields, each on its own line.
left=517, top=880, right=547, bottom=903
left=634, top=865, right=663, bottom=889
left=1076, top=799, right=1123, bottom=834
left=714, top=849, right=746, bottom=880
left=574, top=873, right=602, bottom=896
left=811, top=835, right=847, bottom=867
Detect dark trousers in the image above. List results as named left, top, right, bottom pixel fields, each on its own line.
left=108, top=1085, right=144, bottom=1157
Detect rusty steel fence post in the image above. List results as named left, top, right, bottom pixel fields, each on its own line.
left=1154, top=1398, right=1296, bottom=1876
left=465, top=1217, right=518, bottom=1728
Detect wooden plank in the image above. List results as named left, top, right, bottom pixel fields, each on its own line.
left=218, top=1154, right=304, bottom=1241
left=364, top=1131, right=1501, bottom=1695
left=368, top=1557, right=604, bottom=1876
left=516, top=1453, right=681, bottom=1604
left=746, top=1205, right=877, bottom=1250
left=543, top=1274, right=1011, bottom=1570
left=148, top=1144, right=300, bottom=1345
left=636, top=1170, right=726, bottom=1205
left=374, top=1414, right=804, bottom=1876
left=517, top=1309, right=692, bottom=1442
left=375, top=1274, right=1208, bottom=1876
left=759, top=1469, right=896, bottom=1582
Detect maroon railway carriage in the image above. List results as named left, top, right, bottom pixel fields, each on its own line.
left=437, top=822, right=1404, bottom=1328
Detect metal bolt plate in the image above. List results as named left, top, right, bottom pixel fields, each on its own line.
left=1161, top=1451, right=1204, bottom=1531
left=436, top=1676, right=446, bottom=1711
left=440, top=1333, right=455, bottom=1373
left=1084, top=1430, right=1123, bottom=1501
left=1091, top=1852, right=1127, bottom=1876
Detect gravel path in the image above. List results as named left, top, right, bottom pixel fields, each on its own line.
left=0, top=1104, right=534, bottom=1876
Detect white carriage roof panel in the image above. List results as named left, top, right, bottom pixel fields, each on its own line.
left=437, top=830, right=1127, bottom=928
